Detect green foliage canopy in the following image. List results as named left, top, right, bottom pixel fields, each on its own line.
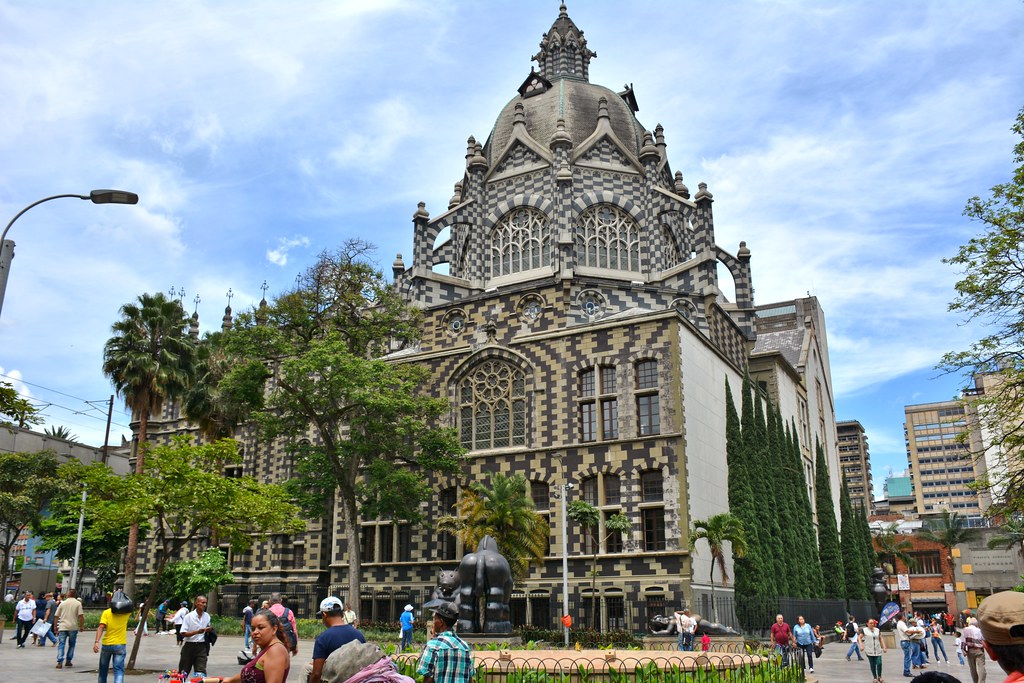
left=941, top=107, right=1024, bottom=514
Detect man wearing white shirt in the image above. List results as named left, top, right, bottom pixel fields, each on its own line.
left=177, top=596, right=212, bottom=678
left=15, top=591, right=37, bottom=648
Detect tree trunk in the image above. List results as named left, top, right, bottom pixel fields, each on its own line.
left=343, top=496, right=361, bottom=618
left=122, top=408, right=149, bottom=599
left=127, top=539, right=166, bottom=670
left=709, top=563, right=718, bottom=624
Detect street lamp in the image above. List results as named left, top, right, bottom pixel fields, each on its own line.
left=555, top=479, right=575, bottom=647
left=0, top=189, right=139, bottom=319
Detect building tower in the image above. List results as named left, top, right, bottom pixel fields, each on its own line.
left=837, top=420, right=873, bottom=516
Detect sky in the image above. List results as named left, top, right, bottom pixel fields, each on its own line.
left=1, top=0, right=1022, bottom=497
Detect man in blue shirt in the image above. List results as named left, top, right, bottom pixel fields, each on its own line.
left=400, top=604, right=415, bottom=651
left=304, top=596, right=365, bottom=683
left=417, top=600, right=474, bottom=683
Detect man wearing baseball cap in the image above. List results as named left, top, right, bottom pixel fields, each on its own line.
left=417, top=600, right=474, bottom=683
left=303, top=597, right=365, bottom=683
left=979, top=591, right=1024, bottom=683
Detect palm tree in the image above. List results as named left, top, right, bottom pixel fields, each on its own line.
left=43, top=425, right=79, bottom=442
left=436, top=472, right=548, bottom=580
left=873, top=522, right=917, bottom=601
left=102, top=291, right=195, bottom=596
left=918, top=510, right=979, bottom=587
left=987, top=518, right=1024, bottom=562
left=688, top=512, right=747, bottom=623
left=567, top=499, right=632, bottom=628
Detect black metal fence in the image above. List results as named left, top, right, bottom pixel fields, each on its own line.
left=215, top=583, right=876, bottom=640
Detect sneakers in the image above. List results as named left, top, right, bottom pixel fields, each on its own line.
left=56, top=663, right=63, bottom=669
left=808, top=668, right=814, bottom=673
left=66, top=662, right=73, bottom=667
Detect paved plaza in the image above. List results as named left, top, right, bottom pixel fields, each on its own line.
left=0, top=626, right=1012, bottom=683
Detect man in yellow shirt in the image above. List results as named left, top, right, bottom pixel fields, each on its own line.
left=93, top=605, right=130, bottom=683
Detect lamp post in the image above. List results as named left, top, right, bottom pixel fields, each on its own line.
left=0, top=189, right=139, bottom=319
left=556, top=479, right=574, bottom=646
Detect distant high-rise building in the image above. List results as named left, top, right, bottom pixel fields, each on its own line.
left=904, top=399, right=989, bottom=522
left=837, top=420, right=872, bottom=516
left=877, top=472, right=917, bottom=517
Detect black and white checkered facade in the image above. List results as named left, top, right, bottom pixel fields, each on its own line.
left=130, top=5, right=841, bottom=629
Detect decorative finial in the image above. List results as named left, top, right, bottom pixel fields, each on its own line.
left=192, top=293, right=201, bottom=314
left=260, top=280, right=269, bottom=299
left=674, top=171, right=690, bottom=199
left=559, top=2, right=567, bottom=17
left=414, top=202, right=430, bottom=221
left=226, top=288, right=234, bottom=308
left=597, top=97, right=609, bottom=120
left=639, top=132, right=659, bottom=161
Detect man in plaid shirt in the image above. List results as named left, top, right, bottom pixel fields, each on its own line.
left=417, top=600, right=475, bottom=683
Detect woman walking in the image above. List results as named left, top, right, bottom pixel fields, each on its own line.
left=929, top=617, right=949, bottom=664
left=860, top=617, right=887, bottom=683
left=792, top=615, right=817, bottom=673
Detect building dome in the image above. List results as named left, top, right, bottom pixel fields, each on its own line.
left=483, top=3, right=646, bottom=163
left=485, top=79, right=646, bottom=163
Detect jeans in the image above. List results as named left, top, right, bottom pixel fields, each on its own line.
left=401, top=628, right=413, bottom=651
left=774, top=643, right=789, bottom=666
left=932, top=635, right=948, bottom=661
left=677, top=631, right=693, bottom=651
left=796, top=642, right=815, bottom=669
left=57, top=629, right=78, bottom=664
left=244, top=623, right=251, bottom=649
left=901, top=640, right=913, bottom=674
left=912, top=639, right=925, bottom=666
left=98, top=643, right=126, bottom=683
left=846, top=641, right=863, bottom=660
left=39, top=624, right=58, bottom=645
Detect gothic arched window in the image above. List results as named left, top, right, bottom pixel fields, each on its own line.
left=490, top=208, right=551, bottom=279
left=458, top=360, right=527, bottom=450
left=576, top=205, right=641, bottom=272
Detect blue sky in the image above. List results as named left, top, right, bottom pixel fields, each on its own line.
left=1, top=1, right=1022, bottom=497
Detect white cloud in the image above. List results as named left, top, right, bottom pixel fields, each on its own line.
left=267, top=236, right=311, bottom=266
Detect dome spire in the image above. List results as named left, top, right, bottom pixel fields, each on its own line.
left=532, top=2, right=595, bottom=82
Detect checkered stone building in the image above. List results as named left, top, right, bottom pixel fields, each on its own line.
left=134, top=4, right=842, bottom=630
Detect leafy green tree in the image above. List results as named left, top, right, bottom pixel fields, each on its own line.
left=988, top=518, right=1024, bottom=562
left=162, top=548, right=234, bottom=602
left=0, top=380, right=41, bottom=429
left=918, top=510, right=979, bottom=584
left=0, top=450, right=66, bottom=594
left=689, top=513, right=748, bottom=623
left=840, top=477, right=869, bottom=600
left=941, top=106, right=1024, bottom=513
left=43, top=425, right=79, bottom=441
left=33, top=485, right=132, bottom=582
left=437, top=472, right=547, bottom=580
left=567, top=499, right=631, bottom=628
left=873, top=522, right=916, bottom=597
left=787, top=418, right=824, bottom=598
left=102, top=291, right=196, bottom=597
left=815, top=440, right=845, bottom=599
left=215, top=242, right=463, bottom=608
left=65, top=435, right=302, bottom=670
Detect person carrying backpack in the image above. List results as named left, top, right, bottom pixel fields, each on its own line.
left=267, top=593, right=298, bottom=655
left=845, top=615, right=864, bottom=661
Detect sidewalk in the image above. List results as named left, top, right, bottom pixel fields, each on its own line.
left=0, top=630, right=306, bottom=681
left=806, top=637, right=1004, bottom=683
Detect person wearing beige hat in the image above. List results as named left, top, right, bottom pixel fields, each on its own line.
left=978, top=591, right=1024, bottom=683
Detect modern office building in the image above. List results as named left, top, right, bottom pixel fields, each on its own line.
left=837, top=420, right=872, bottom=516
left=904, top=400, right=989, bottom=522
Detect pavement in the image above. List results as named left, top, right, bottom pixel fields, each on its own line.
left=0, top=627, right=1012, bottom=683
left=805, top=639, right=1005, bottom=683
left=0, top=629, right=307, bottom=681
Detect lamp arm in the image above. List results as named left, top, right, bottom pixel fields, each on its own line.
left=1, top=194, right=89, bottom=244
